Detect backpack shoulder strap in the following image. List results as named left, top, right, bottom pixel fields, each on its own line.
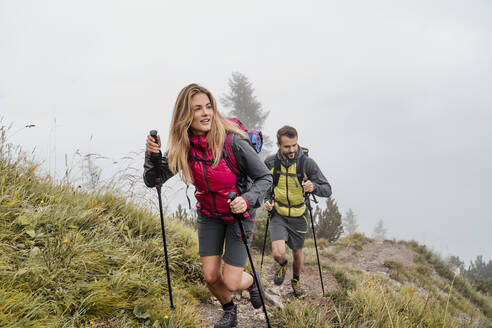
left=296, top=147, right=309, bottom=185
left=222, top=132, right=241, bottom=176
left=273, top=155, right=281, bottom=187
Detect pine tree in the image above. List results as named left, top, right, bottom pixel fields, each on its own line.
left=343, top=208, right=358, bottom=235
left=221, top=72, right=272, bottom=149
left=221, top=72, right=268, bottom=129
left=314, top=197, right=343, bottom=242
left=372, top=219, right=387, bottom=241
left=464, top=255, right=492, bottom=295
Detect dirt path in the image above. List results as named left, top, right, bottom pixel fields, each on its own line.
left=198, top=253, right=339, bottom=328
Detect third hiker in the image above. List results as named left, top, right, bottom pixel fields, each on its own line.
left=264, top=125, right=331, bottom=298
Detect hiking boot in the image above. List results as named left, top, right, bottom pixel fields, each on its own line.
left=291, top=279, right=307, bottom=299
left=248, top=270, right=265, bottom=309
left=214, top=304, right=237, bottom=328
left=273, top=260, right=288, bottom=285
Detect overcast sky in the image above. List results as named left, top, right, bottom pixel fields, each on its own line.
left=1, top=0, right=491, bottom=264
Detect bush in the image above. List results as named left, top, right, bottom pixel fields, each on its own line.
left=304, top=237, right=329, bottom=249
left=472, top=278, right=492, bottom=295
left=334, top=232, right=371, bottom=250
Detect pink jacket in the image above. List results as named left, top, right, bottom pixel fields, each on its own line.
left=189, top=134, right=240, bottom=220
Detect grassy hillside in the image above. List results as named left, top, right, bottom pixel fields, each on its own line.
left=0, top=142, right=205, bottom=327
left=269, top=234, right=492, bottom=327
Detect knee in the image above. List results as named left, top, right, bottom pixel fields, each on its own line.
left=203, top=270, right=221, bottom=286
left=272, top=247, right=284, bottom=261
left=272, top=251, right=283, bottom=262
left=222, top=275, right=240, bottom=292
left=293, top=249, right=303, bottom=257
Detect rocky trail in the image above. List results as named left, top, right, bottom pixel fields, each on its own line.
left=199, top=259, right=336, bottom=327
left=198, top=241, right=416, bottom=327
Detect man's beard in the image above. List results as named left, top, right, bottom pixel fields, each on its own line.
left=283, top=152, right=296, bottom=160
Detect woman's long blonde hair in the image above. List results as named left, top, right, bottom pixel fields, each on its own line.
left=167, top=83, right=247, bottom=184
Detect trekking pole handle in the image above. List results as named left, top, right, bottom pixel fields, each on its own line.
left=302, top=177, right=318, bottom=204
left=228, top=192, right=242, bottom=212
left=149, top=130, right=162, bottom=158
left=302, top=177, right=310, bottom=196
left=150, top=129, right=158, bottom=141
left=228, top=191, right=237, bottom=201
left=303, top=177, right=313, bottom=210
left=149, top=129, right=161, bottom=154
left=149, top=130, right=162, bottom=186
left=228, top=192, right=246, bottom=218
left=266, top=192, right=274, bottom=212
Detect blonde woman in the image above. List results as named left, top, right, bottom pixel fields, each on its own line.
left=144, top=83, right=272, bottom=328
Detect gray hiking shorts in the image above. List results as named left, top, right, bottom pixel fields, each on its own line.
left=269, top=211, right=308, bottom=250
left=197, top=212, right=255, bottom=268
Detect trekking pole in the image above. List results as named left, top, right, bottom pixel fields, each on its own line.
left=260, top=194, right=273, bottom=271
left=303, top=177, right=325, bottom=295
left=149, top=130, right=175, bottom=310
left=228, top=192, right=271, bottom=328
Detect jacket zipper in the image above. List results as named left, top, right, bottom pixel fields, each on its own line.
left=198, top=137, right=218, bottom=213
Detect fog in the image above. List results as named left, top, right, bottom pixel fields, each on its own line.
left=1, top=0, right=491, bottom=264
